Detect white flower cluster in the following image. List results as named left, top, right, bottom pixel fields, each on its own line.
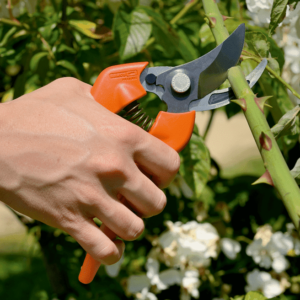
left=246, top=225, right=293, bottom=273
left=246, top=269, right=285, bottom=299
left=122, top=221, right=241, bottom=300
left=245, top=224, right=300, bottom=298
left=245, top=0, right=300, bottom=103
left=126, top=258, right=200, bottom=300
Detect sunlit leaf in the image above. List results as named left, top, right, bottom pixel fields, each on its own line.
left=30, top=52, right=48, bottom=71
left=69, top=20, right=103, bottom=39
left=271, top=106, right=300, bottom=139
left=269, top=0, right=289, bottom=36
left=244, top=291, right=266, bottom=300
left=113, top=7, right=152, bottom=60
left=1, top=88, right=14, bottom=103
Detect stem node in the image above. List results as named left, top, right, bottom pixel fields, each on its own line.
left=204, top=15, right=216, bottom=27
left=259, top=132, right=272, bottom=151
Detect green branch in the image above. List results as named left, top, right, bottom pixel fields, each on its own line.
left=170, top=0, right=199, bottom=25
left=144, top=0, right=199, bottom=50
left=241, top=53, right=300, bottom=100
left=202, top=0, right=300, bottom=231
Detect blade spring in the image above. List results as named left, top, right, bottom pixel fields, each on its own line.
left=119, top=101, right=153, bottom=132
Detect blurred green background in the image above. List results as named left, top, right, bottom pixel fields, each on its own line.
left=1, top=0, right=300, bottom=299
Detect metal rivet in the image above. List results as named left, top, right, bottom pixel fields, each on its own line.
left=171, top=73, right=191, bottom=93
left=145, top=74, right=157, bottom=85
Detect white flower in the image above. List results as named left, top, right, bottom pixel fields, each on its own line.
left=271, top=253, right=290, bottom=273
left=127, top=258, right=181, bottom=295
left=220, top=238, right=241, bottom=260
left=246, top=0, right=273, bottom=25
left=105, top=254, right=124, bottom=278
left=158, top=221, right=219, bottom=268
left=246, top=269, right=283, bottom=299
left=168, top=174, right=194, bottom=199
left=135, top=288, right=157, bottom=300
left=246, top=239, right=272, bottom=269
left=254, top=225, right=273, bottom=246
left=180, top=270, right=200, bottom=300
left=271, top=232, right=293, bottom=255
left=127, top=274, right=151, bottom=294
left=246, top=0, right=273, bottom=12
left=246, top=226, right=293, bottom=273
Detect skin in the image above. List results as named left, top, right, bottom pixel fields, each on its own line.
left=0, top=78, right=180, bottom=265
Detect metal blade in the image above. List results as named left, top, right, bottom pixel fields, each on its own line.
left=141, top=24, right=245, bottom=113
left=189, top=58, right=268, bottom=112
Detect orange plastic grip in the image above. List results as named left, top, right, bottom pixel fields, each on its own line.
left=148, top=111, right=195, bottom=153
left=78, top=62, right=196, bottom=284
left=91, top=62, right=149, bottom=113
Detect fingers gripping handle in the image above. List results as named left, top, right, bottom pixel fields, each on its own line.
left=78, top=63, right=196, bottom=284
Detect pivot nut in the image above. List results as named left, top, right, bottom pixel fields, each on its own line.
left=171, top=73, right=191, bottom=93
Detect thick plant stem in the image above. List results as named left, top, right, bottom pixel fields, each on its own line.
left=202, top=0, right=300, bottom=230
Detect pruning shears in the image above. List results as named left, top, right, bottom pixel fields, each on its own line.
left=78, top=23, right=267, bottom=284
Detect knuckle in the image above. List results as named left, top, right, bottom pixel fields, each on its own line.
left=53, top=77, right=80, bottom=86
left=97, top=243, right=119, bottom=262
left=125, top=217, right=145, bottom=241
left=118, top=122, right=141, bottom=147
left=169, top=150, right=181, bottom=175
left=153, top=192, right=167, bottom=215
left=93, top=153, right=128, bottom=182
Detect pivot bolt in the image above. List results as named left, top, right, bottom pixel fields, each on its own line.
left=145, top=74, right=157, bottom=85
left=171, top=73, right=191, bottom=93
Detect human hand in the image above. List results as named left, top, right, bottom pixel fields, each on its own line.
left=0, top=78, right=180, bottom=265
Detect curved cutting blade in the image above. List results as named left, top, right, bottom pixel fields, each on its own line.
left=141, top=24, right=245, bottom=113
left=189, top=58, right=268, bottom=111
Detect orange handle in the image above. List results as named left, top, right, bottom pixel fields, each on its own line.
left=78, top=62, right=196, bottom=284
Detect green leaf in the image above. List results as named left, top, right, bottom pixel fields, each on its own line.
left=1, top=88, right=14, bottom=103
left=0, top=18, right=22, bottom=27
left=231, top=296, right=245, bottom=300
left=14, top=73, right=26, bottom=99
left=56, top=44, right=76, bottom=54
left=56, top=60, right=80, bottom=78
left=69, top=20, right=103, bottom=39
left=38, top=23, right=57, bottom=40
left=244, top=291, right=267, bottom=300
left=267, top=55, right=280, bottom=78
left=30, top=52, right=49, bottom=71
left=113, top=7, right=152, bottom=60
left=269, top=0, right=289, bottom=36
left=291, top=158, right=300, bottom=184
left=140, top=6, right=178, bottom=57
left=245, top=31, right=270, bottom=58
left=177, top=29, right=199, bottom=61
left=0, top=27, right=18, bottom=47
left=179, top=130, right=211, bottom=198
left=271, top=106, right=300, bottom=139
